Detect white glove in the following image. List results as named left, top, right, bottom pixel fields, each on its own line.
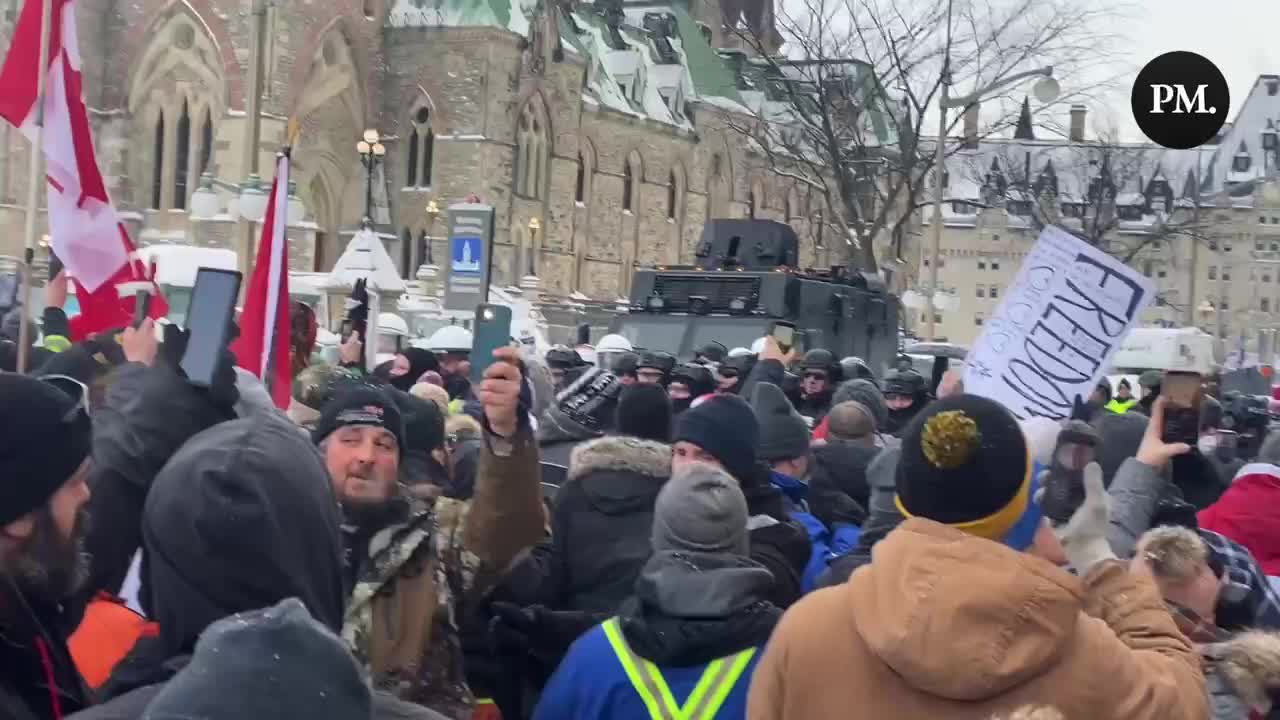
left=1053, top=462, right=1116, bottom=573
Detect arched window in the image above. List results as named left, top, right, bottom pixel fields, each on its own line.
left=198, top=108, right=213, bottom=176
left=151, top=112, right=165, bottom=209
left=174, top=101, right=191, bottom=209
left=575, top=153, right=585, bottom=203
left=667, top=171, right=677, bottom=219
left=515, top=103, right=548, bottom=199
left=407, top=106, right=433, bottom=188
left=622, top=161, right=634, bottom=212
left=747, top=189, right=756, bottom=218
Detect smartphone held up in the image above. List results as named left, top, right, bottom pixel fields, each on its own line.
left=469, top=303, right=513, bottom=384
left=1040, top=420, right=1100, bottom=525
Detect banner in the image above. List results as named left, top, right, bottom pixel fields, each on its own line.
left=962, top=225, right=1155, bottom=419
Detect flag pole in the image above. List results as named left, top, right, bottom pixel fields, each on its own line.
left=16, top=0, right=53, bottom=373
left=257, top=118, right=299, bottom=400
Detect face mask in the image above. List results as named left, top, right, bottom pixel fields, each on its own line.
left=1197, top=435, right=1218, bottom=454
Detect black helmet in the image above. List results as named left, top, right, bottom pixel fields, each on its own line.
left=799, top=348, right=842, bottom=382
left=671, top=363, right=716, bottom=396
left=546, top=346, right=584, bottom=369
left=695, top=342, right=728, bottom=365
left=883, top=369, right=926, bottom=397
left=840, top=356, right=875, bottom=383
left=637, top=350, right=676, bottom=375
left=612, top=351, right=640, bottom=377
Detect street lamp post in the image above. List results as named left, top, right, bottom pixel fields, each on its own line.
left=924, top=17, right=1059, bottom=341
left=423, top=198, right=440, bottom=267
left=356, top=129, right=386, bottom=226
left=527, top=217, right=541, bottom=277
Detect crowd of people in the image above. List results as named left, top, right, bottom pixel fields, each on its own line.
left=5, top=302, right=1280, bottom=720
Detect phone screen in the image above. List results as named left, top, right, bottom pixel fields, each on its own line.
left=180, top=268, right=242, bottom=386
left=132, top=290, right=152, bottom=328
left=772, top=321, right=795, bottom=351
left=1162, top=372, right=1203, bottom=445
left=469, top=304, right=513, bottom=385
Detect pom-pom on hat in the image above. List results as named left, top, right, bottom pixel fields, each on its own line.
left=895, top=393, right=1031, bottom=542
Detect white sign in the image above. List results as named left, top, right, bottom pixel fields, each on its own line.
left=963, top=226, right=1155, bottom=419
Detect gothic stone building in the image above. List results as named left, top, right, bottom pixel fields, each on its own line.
left=0, top=0, right=866, bottom=301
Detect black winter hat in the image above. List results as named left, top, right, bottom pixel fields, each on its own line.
left=612, top=351, right=640, bottom=377
left=312, top=385, right=405, bottom=452
left=389, top=388, right=445, bottom=453
left=671, top=363, right=716, bottom=397
left=673, top=394, right=759, bottom=483
left=751, top=382, right=811, bottom=461
left=883, top=369, right=926, bottom=397
left=616, top=383, right=673, bottom=443
left=140, top=598, right=371, bottom=720
left=0, top=374, right=91, bottom=525
left=895, top=393, right=1031, bottom=542
left=833, top=379, right=888, bottom=430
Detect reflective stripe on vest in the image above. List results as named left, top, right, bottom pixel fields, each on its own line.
left=601, top=617, right=755, bottom=720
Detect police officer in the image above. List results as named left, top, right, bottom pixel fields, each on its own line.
left=882, top=368, right=929, bottom=436
left=796, top=349, right=842, bottom=423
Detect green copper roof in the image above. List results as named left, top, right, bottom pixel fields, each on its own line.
left=666, top=3, right=742, bottom=104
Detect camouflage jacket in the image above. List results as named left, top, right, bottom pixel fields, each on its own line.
left=342, top=429, right=544, bottom=720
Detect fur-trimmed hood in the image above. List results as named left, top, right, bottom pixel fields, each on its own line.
left=568, top=435, right=672, bottom=484
left=1206, top=630, right=1280, bottom=715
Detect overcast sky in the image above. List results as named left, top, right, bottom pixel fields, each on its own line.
left=1084, top=0, right=1279, bottom=141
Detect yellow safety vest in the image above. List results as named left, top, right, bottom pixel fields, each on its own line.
left=1105, top=397, right=1138, bottom=414
left=601, top=617, right=755, bottom=720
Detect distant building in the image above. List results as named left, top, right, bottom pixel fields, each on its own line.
left=0, top=0, right=894, bottom=305
left=917, top=75, right=1280, bottom=351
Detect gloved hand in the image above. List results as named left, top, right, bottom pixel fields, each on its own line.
left=489, top=602, right=605, bottom=657
left=1044, top=462, right=1116, bottom=573
left=158, top=321, right=240, bottom=414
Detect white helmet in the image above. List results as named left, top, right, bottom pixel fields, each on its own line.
left=596, top=333, right=633, bottom=353
left=750, top=336, right=768, bottom=355
left=728, top=346, right=752, bottom=357
left=425, top=324, right=474, bottom=353
left=377, top=312, right=410, bottom=337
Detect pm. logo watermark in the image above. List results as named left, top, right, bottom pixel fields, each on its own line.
left=1131, top=51, right=1229, bottom=150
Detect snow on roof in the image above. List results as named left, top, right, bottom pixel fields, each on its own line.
left=1201, top=75, right=1280, bottom=195
left=138, top=245, right=238, bottom=287
left=326, top=227, right=408, bottom=293
left=387, top=0, right=530, bottom=34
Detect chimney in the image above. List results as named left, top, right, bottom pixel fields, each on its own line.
left=962, top=102, right=979, bottom=150
left=1069, top=104, right=1087, bottom=142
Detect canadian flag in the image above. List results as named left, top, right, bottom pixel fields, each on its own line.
left=231, top=153, right=291, bottom=408
left=0, top=0, right=166, bottom=337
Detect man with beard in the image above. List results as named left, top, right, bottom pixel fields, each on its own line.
left=795, top=349, right=842, bottom=424
left=0, top=374, right=94, bottom=719
left=881, top=368, right=929, bottom=437
left=314, top=348, right=545, bottom=718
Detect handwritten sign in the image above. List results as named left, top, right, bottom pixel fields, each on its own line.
left=963, top=226, right=1154, bottom=420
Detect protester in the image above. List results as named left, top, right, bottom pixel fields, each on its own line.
left=136, top=599, right=376, bottom=720
left=289, top=363, right=361, bottom=430
left=810, top=400, right=880, bottom=509
left=375, top=347, right=441, bottom=393
left=813, top=378, right=889, bottom=443
left=387, top=388, right=450, bottom=490
left=441, top=414, right=483, bottom=500
left=534, top=463, right=779, bottom=720
left=0, top=374, right=94, bottom=719
left=315, top=348, right=544, bottom=717
left=672, top=394, right=810, bottom=608
left=498, top=382, right=673, bottom=613
left=411, top=380, right=453, bottom=418
left=290, top=299, right=319, bottom=378
left=748, top=393, right=1209, bottom=719
left=1198, top=461, right=1280, bottom=577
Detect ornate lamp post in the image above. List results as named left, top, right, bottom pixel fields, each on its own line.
left=527, top=216, right=542, bottom=277
left=356, top=129, right=386, bottom=225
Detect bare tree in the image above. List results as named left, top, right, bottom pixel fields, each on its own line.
left=716, top=0, right=1128, bottom=272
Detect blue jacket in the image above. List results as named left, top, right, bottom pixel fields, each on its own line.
left=769, top=471, right=859, bottom=592
left=534, top=623, right=763, bottom=720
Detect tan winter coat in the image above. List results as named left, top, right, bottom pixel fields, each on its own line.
left=747, top=518, right=1209, bottom=720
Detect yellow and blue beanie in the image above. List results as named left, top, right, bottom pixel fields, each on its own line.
left=895, top=394, right=1036, bottom=548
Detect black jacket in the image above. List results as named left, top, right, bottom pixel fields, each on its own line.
left=794, top=391, right=833, bottom=425
left=498, top=435, right=672, bottom=613
left=79, top=413, right=346, bottom=718
left=739, top=464, right=810, bottom=608
left=0, top=585, right=89, bottom=720
left=818, top=446, right=902, bottom=588
left=82, top=363, right=236, bottom=608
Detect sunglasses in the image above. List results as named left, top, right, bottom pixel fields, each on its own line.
left=40, top=374, right=91, bottom=421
